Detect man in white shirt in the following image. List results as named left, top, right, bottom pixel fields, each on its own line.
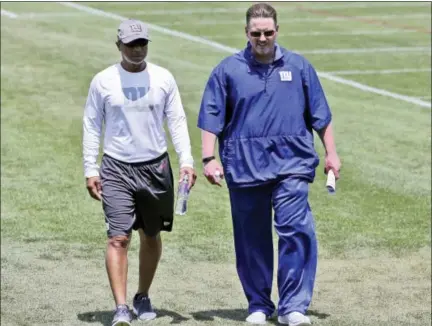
left=83, top=19, right=196, bottom=326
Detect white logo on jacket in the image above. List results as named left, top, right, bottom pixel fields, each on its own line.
left=279, top=71, right=292, bottom=81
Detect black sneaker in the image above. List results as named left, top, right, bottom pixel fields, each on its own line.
left=133, top=293, right=157, bottom=321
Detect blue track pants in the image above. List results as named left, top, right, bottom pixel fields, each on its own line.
left=228, top=176, right=317, bottom=316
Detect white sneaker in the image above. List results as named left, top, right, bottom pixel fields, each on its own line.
left=278, top=311, right=311, bottom=326
left=246, top=311, right=267, bottom=324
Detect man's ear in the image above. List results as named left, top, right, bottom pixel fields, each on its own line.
left=116, top=41, right=121, bottom=51
left=244, top=25, right=248, bottom=35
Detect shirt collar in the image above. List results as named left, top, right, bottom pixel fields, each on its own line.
left=245, top=41, right=284, bottom=65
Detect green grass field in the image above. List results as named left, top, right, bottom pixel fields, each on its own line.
left=1, top=1, right=431, bottom=326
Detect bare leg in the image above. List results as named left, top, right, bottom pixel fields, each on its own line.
left=137, top=229, right=162, bottom=295
left=106, top=234, right=131, bottom=305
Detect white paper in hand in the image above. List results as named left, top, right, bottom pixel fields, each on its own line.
left=214, top=170, right=221, bottom=183
left=326, top=169, right=336, bottom=194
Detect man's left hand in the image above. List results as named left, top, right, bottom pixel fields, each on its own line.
left=325, top=152, right=341, bottom=180
left=179, top=167, right=197, bottom=190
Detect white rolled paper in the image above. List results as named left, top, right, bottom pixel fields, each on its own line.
left=326, top=169, right=336, bottom=193
left=214, top=170, right=221, bottom=183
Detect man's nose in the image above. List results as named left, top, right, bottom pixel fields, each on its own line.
left=259, top=34, right=266, bottom=42
left=132, top=44, right=145, bottom=51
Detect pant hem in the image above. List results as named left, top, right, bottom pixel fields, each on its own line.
left=248, top=308, right=275, bottom=317
left=277, top=306, right=308, bottom=316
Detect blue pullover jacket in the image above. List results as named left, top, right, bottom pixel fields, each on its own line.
left=198, top=42, right=332, bottom=188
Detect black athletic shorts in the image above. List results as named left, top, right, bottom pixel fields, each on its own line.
left=100, top=152, right=174, bottom=238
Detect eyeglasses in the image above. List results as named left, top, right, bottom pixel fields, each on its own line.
left=249, top=30, right=275, bottom=38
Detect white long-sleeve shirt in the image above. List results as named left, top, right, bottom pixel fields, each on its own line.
left=83, top=62, right=194, bottom=178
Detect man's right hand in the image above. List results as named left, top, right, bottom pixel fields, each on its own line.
left=86, top=176, right=102, bottom=201
left=203, top=159, right=224, bottom=187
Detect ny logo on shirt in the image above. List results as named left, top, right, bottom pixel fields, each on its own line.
left=123, top=87, right=148, bottom=101
left=122, top=87, right=158, bottom=113
left=279, top=71, right=292, bottom=82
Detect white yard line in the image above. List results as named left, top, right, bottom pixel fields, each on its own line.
left=307, top=2, right=430, bottom=9
left=114, top=3, right=430, bottom=15
left=1, top=9, right=18, bottom=18
left=297, top=47, right=431, bottom=55
left=318, top=72, right=431, bottom=108
left=18, top=12, right=84, bottom=18
left=117, top=8, right=246, bottom=15
left=60, top=2, right=239, bottom=54
left=11, top=13, right=426, bottom=39
left=12, top=11, right=431, bottom=23
left=325, top=68, right=432, bottom=75
left=58, top=2, right=432, bottom=109
left=156, top=14, right=431, bottom=26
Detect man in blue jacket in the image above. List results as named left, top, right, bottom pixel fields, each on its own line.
left=197, top=3, right=341, bottom=325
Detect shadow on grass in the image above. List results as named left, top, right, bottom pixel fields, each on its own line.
left=191, top=309, right=330, bottom=324
left=78, top=308, right=329, bottom=325
left=191, top=309, right=277, bottom=325
left=77, top=308, right=190, bottom=325
left=308, top=310, right=331, bottom=319
left=77, top=311, right=112, bottom=326
left=156, top=309, right=190, bottom=324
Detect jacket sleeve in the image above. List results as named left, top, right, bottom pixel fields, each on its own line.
left=197, top=64, right=227, bottom=136
left=303, top=61, right=332, bottom=131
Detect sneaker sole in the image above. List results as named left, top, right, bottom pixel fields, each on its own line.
left=278, top=319, right=311, bottom=326
left=133, top=308, right=157, bottom=321
left=112, top=321, right=132, bottom=326
left=246, top=321, right=267, bottom=325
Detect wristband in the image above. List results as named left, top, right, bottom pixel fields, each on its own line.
left=202, top=156, right=215, bottom=165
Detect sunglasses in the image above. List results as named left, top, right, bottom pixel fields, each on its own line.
left=249, top=30, right=275, bottom=38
